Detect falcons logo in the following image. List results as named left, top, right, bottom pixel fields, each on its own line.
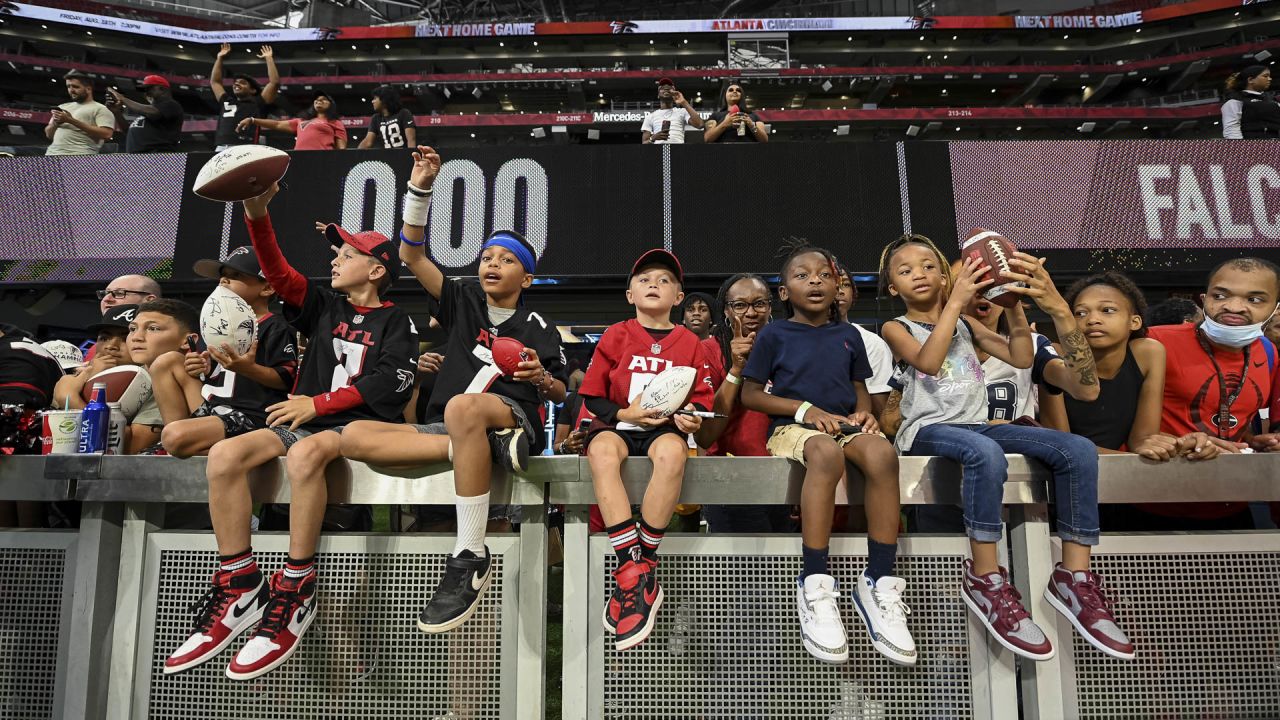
left=395, top=368, right=414, bottom=393
left=0, top=2, right=18, bottom=14
left=910, top=16, right=937, bottom=30
left=609, top=20, right=638, bottom=34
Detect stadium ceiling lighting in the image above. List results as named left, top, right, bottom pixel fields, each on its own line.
left=533, top=41, right=538, bottom=46
left=919, top=35, right=924, bottom=40
left=847, top=36, right=852, bottom=41
left=1063, top=34, right=1069, bottom=39
left=41, top=24, right=47, bottom=28
left=952, top=35, right=958, bottom=40
left=955, top=126, right=960, bottom=131
left=178, top=44, right=184, bottom=48
left=926, top=54, right=932, bottom=59
left=351, top=44, right=357, bottom=50
left=649, top=40, right=654, bottom=45
left=86, top=30, right=92, bottom=35
left=499, top=41, right=504, bottom=46
left=943, top=54, right=948, bottom=59
left=384, top=43, right=390, bottom=49
left=1142, top=125, right=1149, bottom=130
left=683, top=39, right=688, bottom=44
left=1016, top=126, right=1022, bottom=130
left=1135, top=28, right=1141, bottom=33
left=991, top=88, right=996, bottom=93
left=470, top=133, right=475, bottom=138
left=599, top=92, right=604, bottom=97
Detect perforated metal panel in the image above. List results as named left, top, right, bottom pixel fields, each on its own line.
left=589, top=536, right=997, bottom=720
left=1059, top=534, right=1280, bottom=720
left=0, top=533, right=76, bottom=720
left=136, top=533, right=521, bottom=720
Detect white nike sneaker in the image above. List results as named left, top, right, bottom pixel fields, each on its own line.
left=796, top=574, right=849, bottom=664
left=854, top=572, right=917, bottom=665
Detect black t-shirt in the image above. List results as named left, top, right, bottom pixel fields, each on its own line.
left=125, top=97, right=184, bottom=153
left=556, top=392, right=586, bottom=430
left=201, top=312, right=297, bottom=420
left=284, top=283, right=418, bottom=427
left=215, top=95, right=269, bottom=146
left=709, top=109, right=762, bottom=143
left=424, top=278, right=567, bottom=446
left=0, top=337, right=62, bottom=407
left=368, top=108, right=415, bottom=149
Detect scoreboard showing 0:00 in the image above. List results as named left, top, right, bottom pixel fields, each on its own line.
left=337, top=158, right=550, bottom=269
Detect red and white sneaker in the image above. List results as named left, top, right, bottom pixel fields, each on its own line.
left=1044, top=563, right=1135, bottom=660
left=602, top=557, right=656, bottom=636
left=226, top=571, right=318, bottom=681
left=960, top=560, right=1055, bottom=661
left=164, top=568, right=267, bottom=674
left=612, top=558, right=663, bottom=651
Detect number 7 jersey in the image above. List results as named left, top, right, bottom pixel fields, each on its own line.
left=284, top=283, right=419, bottom=427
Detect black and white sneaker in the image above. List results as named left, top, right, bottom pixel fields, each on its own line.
left=418, top=548, right=492, bottom=633
left=488, top=428, right=530, bottom=474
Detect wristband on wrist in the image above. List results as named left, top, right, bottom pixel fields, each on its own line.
left=402, top=183, right=433, bottom=226
left=794, top=401, right=813, bottom=424
left=398, top=230, right=424, bottom=247
left=724, top=373, right=741, bottom=386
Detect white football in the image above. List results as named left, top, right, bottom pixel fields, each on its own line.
left=84, top=365, right=153, bottom=421
left=193, top=145, right=290, bottom=202
left=200, top=286, right=258, bottom=357
left=639, top=366, right=697, bottom=418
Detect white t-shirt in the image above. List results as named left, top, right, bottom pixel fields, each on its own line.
left=853, top=324, right=894, bottom=395
left=979, top=332, right=1059, bottom=421
left=641, top=107, right=690, bottom=144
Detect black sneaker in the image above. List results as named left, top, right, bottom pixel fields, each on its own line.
left=418, top=548, right=492, bottom=633
left=488, top=428, right=530, bottom=474
left=614, top=558, right=663, bottom=651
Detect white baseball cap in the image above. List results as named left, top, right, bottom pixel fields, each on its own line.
left=41, top=340, right=84, bottom=371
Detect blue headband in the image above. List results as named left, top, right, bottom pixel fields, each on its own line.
left=484, top=233, right=537, bottom=274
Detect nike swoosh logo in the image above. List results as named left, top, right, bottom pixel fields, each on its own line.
left=1254, top=361, right=1267, bottom=368
left=471, top=571, right=485, bottom=591
left=294, top=605, right=310, bottom=623
left=229, top=597, right=254, bottom=620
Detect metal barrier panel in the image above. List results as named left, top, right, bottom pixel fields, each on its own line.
left=580, top=535, right=1016, bottom=720
left=131, top=532, right=523, bottom=720
left=1047, top=533, right=1280, bottom=720
left=0, top=531, right=77, bottom=720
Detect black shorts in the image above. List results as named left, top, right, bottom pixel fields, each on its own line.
left=194, top=402, right=263, bottom=439
left=586, top=425, right=686, bottom=456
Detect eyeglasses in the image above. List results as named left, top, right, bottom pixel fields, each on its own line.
left=726, top=300, right=772, bottom=313
left=727, top=87, right=743, bottom=92
left=96, top=289, right=150, bottom=300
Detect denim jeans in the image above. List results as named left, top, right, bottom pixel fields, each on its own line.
left=908, top=423, right=1100, bottom=545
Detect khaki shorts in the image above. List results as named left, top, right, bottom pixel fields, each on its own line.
left=766, top=423, right=881, bottom=466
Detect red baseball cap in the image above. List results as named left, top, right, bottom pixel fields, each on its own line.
left=325, top=224, right=400, bottom=282
left=139, top=75, right=170, bottom=88
left=630, top=248, right=683, bottom=283
left=656, top=77, right=674, bottom=87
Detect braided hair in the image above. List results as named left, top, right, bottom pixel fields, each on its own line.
left=877, top=233, right=953, bottom=300
left=1064, top=271, right=1149, bottom=338
left=710, top=273, right=769, bottom=370
left=776, top=237, right=840, bottom=322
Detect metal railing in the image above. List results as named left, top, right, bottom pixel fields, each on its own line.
left=0, top=453, right=1278, bottom=720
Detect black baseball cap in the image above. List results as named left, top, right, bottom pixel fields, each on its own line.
left=87, top=304, right=139, bottom=334
left=630, top=248, right=683, bottom=283
left=193, top=245, right=265, bottom=281
left=325, top=224, right=400, bottom=283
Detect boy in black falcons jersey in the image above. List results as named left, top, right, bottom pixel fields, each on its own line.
left=342, top=145, right=568, bottom=634
left=165, top=183, right=417, bottom=681
left=154, top=246, right=298, bottom=457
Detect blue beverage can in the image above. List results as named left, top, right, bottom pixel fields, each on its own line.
left=77, top=382, right=110, bottom=454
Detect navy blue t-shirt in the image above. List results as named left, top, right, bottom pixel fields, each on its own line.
left=741, top=319, right=874, bottom=431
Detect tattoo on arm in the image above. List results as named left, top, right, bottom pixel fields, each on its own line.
left=1059, top=328, right=1098, bottom=386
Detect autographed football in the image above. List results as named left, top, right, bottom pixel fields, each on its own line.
left=193, top=145, right=290, bottom=202
left=200, top=286, right=258, bottom=357
left=82, top=365, right=152, bottom=421
left=960, top=227, right=1025, bottom=309
left=639, top=366, right=697, bottom=418
left=491, top=336, right=529, bottom=377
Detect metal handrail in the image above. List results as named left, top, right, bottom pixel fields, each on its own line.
left=1, top=453, right=1277, bottom=505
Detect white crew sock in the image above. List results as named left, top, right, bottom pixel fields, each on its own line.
left=453, top=491, right=490, bottom=558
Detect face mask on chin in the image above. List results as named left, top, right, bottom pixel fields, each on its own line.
left=1200, top=304, right=1280, bottom=348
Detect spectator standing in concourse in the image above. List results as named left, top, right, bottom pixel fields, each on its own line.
left=210, top=43, right=280, bottom=151
left=45, top=70, right=116, bottom=156
left=107, top=75, right=184, bottom=153
left=241, top=90, right=347, bottom=150
left=641, top=78, right=703, bottom=144
left=704, top=82, right=768, bottom=143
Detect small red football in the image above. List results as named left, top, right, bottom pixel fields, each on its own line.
left=491, top=336, right=528, bottom=377
left=959, top=227, right=1024, bottom=309
left=193, top=145, right=290, bottom=202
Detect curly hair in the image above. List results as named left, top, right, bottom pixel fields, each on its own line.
left=775, top=237, right=839, bottom=322
left=1064, top=271, right=1148, bottom=338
